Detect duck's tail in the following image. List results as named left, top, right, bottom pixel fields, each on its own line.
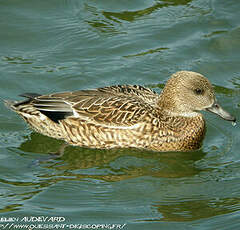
left=3, top=93, right=41, bottom=111
left=4, top=99, right=18, bottom=110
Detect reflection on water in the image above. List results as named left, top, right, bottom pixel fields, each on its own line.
left=101, top=0, right=193, bottom=23
left=0, top=132, right=207, bottom=219
left=81, top=0, right=195, bottom=37
left=20, top=133, right=206, bottom=180
left=2, top=56, right=34, bottom=65
left=152, top=197, right=240, bottom=221
left=0, top=132, right=238, bottom=222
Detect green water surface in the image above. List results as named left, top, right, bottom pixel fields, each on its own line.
left=0, top=0, right=240, bottom=229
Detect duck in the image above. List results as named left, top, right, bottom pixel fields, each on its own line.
left=4, top=71, right=236, bottom=152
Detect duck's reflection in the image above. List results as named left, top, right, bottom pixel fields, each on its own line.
left=20, top=132, right=206, bottom=181
left=16, top=133, right=240, bottom=222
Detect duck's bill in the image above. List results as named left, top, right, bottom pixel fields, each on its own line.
left=206, top=102, right=236, bottom=122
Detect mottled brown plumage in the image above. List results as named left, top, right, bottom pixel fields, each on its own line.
left=5, top=71, right=236, bottom=152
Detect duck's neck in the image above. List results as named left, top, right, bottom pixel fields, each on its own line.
left=157, top=92, right=199, bottom=118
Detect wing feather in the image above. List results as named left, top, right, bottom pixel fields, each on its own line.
left=26, top=85, right=159, bottom=125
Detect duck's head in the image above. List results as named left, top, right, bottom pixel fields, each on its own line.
left=159, top=71, right=236, bottom=122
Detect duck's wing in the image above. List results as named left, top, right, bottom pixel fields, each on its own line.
left=17, top=85, right=159, bottom=126
left=96, top=85, right=158, bottom=105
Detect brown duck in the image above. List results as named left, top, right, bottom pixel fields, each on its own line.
left=5, top=71, right=236, bottom=152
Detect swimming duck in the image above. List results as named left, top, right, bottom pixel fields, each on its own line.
left=5, top=71, right=236, bottom=152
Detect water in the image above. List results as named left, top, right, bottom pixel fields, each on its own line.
left=0, top=0, right=240, bottom=229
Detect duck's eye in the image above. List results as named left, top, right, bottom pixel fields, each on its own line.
left=194, top=88, right=204, bottom=95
